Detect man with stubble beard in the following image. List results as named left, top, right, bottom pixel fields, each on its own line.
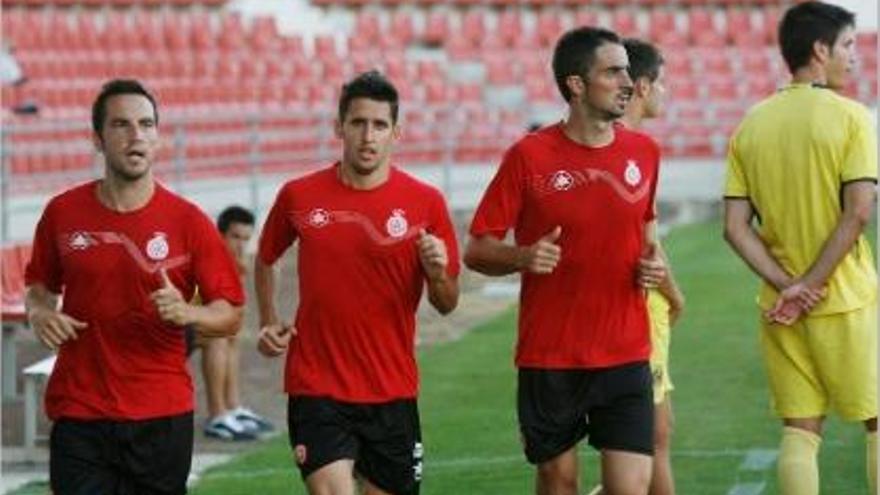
left=465, top=27, right=667, bottom=495
left=25, top=79, right=244, bottom=494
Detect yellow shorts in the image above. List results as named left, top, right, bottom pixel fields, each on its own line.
left=647, top=290, right=674, bottom=405
left=760, top=302, right=877, bottom=421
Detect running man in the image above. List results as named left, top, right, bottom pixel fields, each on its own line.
left=465, top=27, right=667, bottom=495
left=25, top=79, right=244, bottom=494
left=255, top=70, right=460, bottom=495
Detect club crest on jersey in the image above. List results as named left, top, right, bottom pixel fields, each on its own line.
left=386, top=209, right=408, bottom=238
left=68, top=231, right=94, bottom=250
left=551, top=170, right=575, bottom=191
left=308, top=208, right=330, bottom=227
left=145, top=232, right=169, bottom=261
left=624, top=160, right=642, bottom=186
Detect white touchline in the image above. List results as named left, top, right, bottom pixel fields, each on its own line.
left=724, top=448, right=780, bottom=495
left=197, top=448, right=778, bottom=480
left=726, top=482, right=767, bottom=495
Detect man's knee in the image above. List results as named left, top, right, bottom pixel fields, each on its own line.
left=305, top=460, right=356, bottom=495
left=601, top=450, right=652, bottom=495
left=537, top=450, right=579, bottom=495
left=783, top=417, right=824, bottom=435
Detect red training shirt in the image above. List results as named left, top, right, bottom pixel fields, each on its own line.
left=26, top=181, right=244, bottom=420
left=470, top=123, right=660, bottom=368
left=258, top=164, right=460, bottom=403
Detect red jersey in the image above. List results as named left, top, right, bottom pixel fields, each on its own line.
left=25, top=181, right=244, bottom=421
left=470, top=123, right=659, bottom=368
left=258, top=164, right=460, bottom=403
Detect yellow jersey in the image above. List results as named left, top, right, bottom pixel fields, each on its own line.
left=725, top=83, right=877, bottom=315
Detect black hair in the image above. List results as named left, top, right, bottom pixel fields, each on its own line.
left=217, top=205, right=255, bottom=233
left=623, top=38, right=664, bottom=83
left=91, top=79, right=158, bottom=134
left=779, top=1, right=855, bottom=73
left=338, top=70, right=399, bottom=124
left=552, top=26, right=622, bottom=102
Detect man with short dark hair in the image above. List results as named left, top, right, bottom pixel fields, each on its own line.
left=621, top=37, right=684, bottom=495
left=723, top=2, right=877, bottom=494
left=465, top=27, right=667, bottom=495
left=198, top=205, right=274, bottom=440
left=26, top=78, right=244, bottom=494
left=255, top=70, right=460, bottom=495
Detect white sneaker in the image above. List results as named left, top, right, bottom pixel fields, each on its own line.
left=204, top=412, right=257, bottom=441
left=232, top=406, right=275, bottom=434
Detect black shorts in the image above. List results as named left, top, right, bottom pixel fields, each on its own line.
left=517, top=362, right=654, bottom=464
left=288, top=395, right=422, bottom=495
left=50, top=412, right=194, bottom=495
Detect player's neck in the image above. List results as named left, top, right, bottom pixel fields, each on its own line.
left=337, top=160, right=390, bottom=191
left=97, top=174, right=155, bottom=212
left=563, top=107, right=615, bottom=148
left=791, top=64, right=827, bottom=86
left=619, top=109, right=644, bottom=130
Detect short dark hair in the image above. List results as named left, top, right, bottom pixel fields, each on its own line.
left=91, top=79, right=159, bottom=134
left=552, top=26, right=622, bottom=102
left=623, top=38, right=664, bottom=83
left=779, top=1, right=855, bottom=74
left=217, top=205, right=255, bottom=233
left=338, top=70, right=399, bottom=124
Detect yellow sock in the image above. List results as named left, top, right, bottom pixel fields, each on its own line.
left=867, top=432, right=877, bottom=495
left=778, top=426, right=821, bottom=495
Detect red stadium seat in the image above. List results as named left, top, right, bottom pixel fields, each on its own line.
left=663, top=52, right=691, bottom=78
left=701, top=50, right=733, bottom=75
left=744, top=77, right=778, bottom=100
left=457, top=83, right=482, bottom=102
left=1, top=244, right=31, bottom=319
left=650, top=10, right=685, bottom=48
left=355, top=12, right=381, bottom=41
left=675, top=105, right=705, bottom=122
left=389, top=11, right=415, bottom=45
left=706, top=79, right=740, bottom=102
left=497, top=10, right=523, bottom=45
left=611, top=10, right=640, bottom=38
left=314, top=35, right=338, bottom=59
left=525, top=78, right=556, bottom=103
left=485, top=56, right=516, bottom=85
left=755, top=7, right=780, bottom=44
left=461, top=10, right=486, bottom=46
left=537, top=10, right=565, bottom=47
left=573, top=10, right=596, bottom=30
left=423, top=11, right=449, bottom=45
left=424, top=80, right=454, bottom=103
left=739, top=50, right=771, bottom=75
left=688, top=8, right=714, bottom=33
left=670, top=79, right=699, bottom=101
